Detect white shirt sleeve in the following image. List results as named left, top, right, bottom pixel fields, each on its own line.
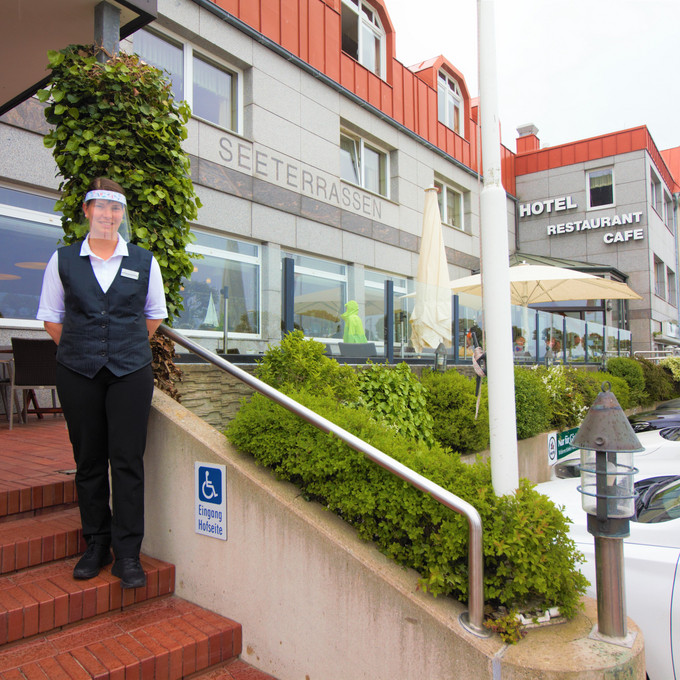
left=36, top=251, right=66, bottom=323
left=144, top=256, right=168, bottom=320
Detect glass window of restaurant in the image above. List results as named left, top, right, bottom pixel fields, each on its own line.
left=176, top=232, right=260, bottom=337
left=0, top=187, right=62, bottom=326
left=283, top=253, right=347, bottom=339
left=363, top=270, right=408, bottom=344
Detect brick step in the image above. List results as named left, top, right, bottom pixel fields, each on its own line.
left=0, top=554, right=175, bottom=645
left=187, top=659, right=278, bottom=679
left=0, top=595, right=242, bottom=679
left=0, top=506, right=83, bottom=576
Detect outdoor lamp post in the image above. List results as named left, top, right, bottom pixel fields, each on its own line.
left=434, top=342, right=448, bottom=372
left=572, top=382, right=643, bottom=643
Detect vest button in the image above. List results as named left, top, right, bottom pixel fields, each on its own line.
left=100, top=351, right=106, bottom=356
left=101, top=338, right=106, bottom=343
left=100, top=310, right=106, bottom=315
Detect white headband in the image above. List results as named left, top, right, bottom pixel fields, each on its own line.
left=85, top=190, right=127, bottom=205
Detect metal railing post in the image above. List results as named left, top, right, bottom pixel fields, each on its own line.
left=159, top=325, right=488, bottom=636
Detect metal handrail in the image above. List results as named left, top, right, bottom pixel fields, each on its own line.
left=160, top=325, right=488, bottom=636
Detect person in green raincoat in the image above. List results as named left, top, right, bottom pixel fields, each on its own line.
left=340, top=300, right=367, bottom=343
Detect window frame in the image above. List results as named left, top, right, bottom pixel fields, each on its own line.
left=667, top=267, right=677, bottom=308
left=586, top=167, right=615, bottom=210
left=437, top=71, right=462, bottom=135
left=434, top=179, right=465, bottom=232
left=650, top=169, right=662, bottom=216
left=133, top=27, right=243, bottom=134
left=176, top=231, right=261, bottom=339
left=282, top=251, right=348, bottom=342
left=340, top=129, right=390, bottom=198
left=654, top=255, right=666, bottom=300
left=340, top=0, right=386, bottom=78
left=0, top=189, right=63, bottom=329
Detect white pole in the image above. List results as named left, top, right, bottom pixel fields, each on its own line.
left=477, top=0, right=519, bottom=495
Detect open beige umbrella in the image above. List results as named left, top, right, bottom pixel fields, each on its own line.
left=409, top=187, right=452, bottom=353
left=449, top=263, right=642, bottom=305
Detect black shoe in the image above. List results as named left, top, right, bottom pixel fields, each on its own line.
left=73, top=542, right=113, bottom=580
left=111, top=557, right=147, bottom=589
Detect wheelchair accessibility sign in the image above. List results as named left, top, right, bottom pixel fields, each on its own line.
left=194, top=462, right=227, bottom=540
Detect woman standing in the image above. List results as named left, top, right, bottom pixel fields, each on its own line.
left=37, top=178, right=167, bottom=589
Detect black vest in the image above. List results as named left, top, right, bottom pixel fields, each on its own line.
left=57, top=242, right=153, bottom=378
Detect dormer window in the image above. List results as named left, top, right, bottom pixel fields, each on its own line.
left=437, top=71, right=462, bottom=134
left=341, top=0, right=385, bottom=78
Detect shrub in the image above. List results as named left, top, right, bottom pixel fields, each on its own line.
left=226, top=388, right=588, bottom=619
left=606, top=357, right=647, bottom=406
left=532, top=365, right=588, bottom=431
left=356, top=362, right=435, bottom=446
left=567, top=370, right=631, bottom=411
left=421, top=369, right=490, bottom=454
left=636, top=357, right=677, bottom=404
left=255, top=330, right=359, bottom=403
left=513, top=367, right=551, bottom=439
left=659, top=357, right=680, bottom=386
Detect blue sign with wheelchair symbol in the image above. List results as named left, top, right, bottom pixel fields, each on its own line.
left=198, top=465, right=222, bottom=504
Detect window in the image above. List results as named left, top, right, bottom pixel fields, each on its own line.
left=176, top=232, right=260, bottom=335
left=663, top=192, right=673, bottom=229
left=654, top=255, right=666, bottom=299
left=134, top=29, right=239, bottom=132
left=364, top=270, right=408, bottom=343
left=668, top=268, right=677, bottom=308
left=434, top=180, right=464, bottom=231
left=340, top=131, right=389, bottom=197
left=437, top=71, right=462, bottom=134
left=283, top=253, right=347, bottom=339
left=587, top=168, right=614, bottom=209
left=650, top=170, right=662, bottom=215
left=341, top=0, right=385, bottom=77
left=0, top=187, right=62, bottom=324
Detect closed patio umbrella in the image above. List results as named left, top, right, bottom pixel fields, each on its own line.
left=409, top=187, right=452, bottom=353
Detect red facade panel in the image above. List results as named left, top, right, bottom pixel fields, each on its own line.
left=260, top=0, right=281, bottom=42
left=280, top=0, right=300, bottom=54
left=340, top=53, right=355, bottom=92
left=402, top=70, right=414, bottom=130
left=427, top=88, right=438, bottom=143
left=298, top=0, right=309, bottom=61
left=548, top=148, right=562, bottom=167
left=367, top=71, right=381, bottom=109
left=239, top=0, right=261, bottom=30
left=355, top=64, right=369, bottom=103
left=390, top=63, right=404, bottom=125
left=616, top=132, right=633, bottom=155
left=324, top=4, right=340, bottom=82
left=307, top=0, right=326, bottom=70
left=416, top=79, right=428, bottom=138
left=214, top=0, right=239, bottom=15
left=536, top=151, right=549, bottom=172
left=602, top=134, right=617, bottom=158
left=380, top=81, right=393, bottom=119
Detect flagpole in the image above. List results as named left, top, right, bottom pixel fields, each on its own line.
left=477, top=0, right=519, bottom=495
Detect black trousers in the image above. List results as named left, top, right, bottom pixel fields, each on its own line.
left=56, top=363, right=154, bottom=558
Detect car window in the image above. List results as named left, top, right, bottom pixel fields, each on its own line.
left=659, top=427, right=680, bottom=442
left=634, top=476, right=680, bottom=524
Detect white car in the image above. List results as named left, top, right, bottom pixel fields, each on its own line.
left=536, top=429, right=680, bottom=680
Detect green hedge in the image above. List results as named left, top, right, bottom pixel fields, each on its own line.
left=226, top=388, right=588, bottom=617
left=637, top=357, right=678, bottom=403
left=606, top=357, right=646, bottom=406
left=421, top=369, right=490, bottom=453
left=513, top=367, right=551, bottom=439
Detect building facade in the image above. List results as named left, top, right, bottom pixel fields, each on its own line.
left=0, top=0, right=518, bottom=354
left=515, top=125, right=680, bottom=355
left=0, top=0, right=677, bottom=360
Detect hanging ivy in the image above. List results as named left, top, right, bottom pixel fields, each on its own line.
left=38, top=44, right=202, bottom=397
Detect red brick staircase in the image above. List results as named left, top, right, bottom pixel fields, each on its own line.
left=0, top=418, right=276, bottom=679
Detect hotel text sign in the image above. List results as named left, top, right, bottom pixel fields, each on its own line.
left=519, top=196, right=645, bottom=245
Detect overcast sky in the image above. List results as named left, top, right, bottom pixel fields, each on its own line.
left=385, top=0, right=679, bottom=152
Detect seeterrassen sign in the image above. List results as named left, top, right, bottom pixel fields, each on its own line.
left=519, top=196, right=644, bottom=244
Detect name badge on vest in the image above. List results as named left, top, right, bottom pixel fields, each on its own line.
left=121, top=268, right=140, bottom=280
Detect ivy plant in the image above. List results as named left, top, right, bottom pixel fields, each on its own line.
left=38, top=44, right=201, bottom=325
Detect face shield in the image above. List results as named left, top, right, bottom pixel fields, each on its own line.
left=82, top=190, right=130, bottom=242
